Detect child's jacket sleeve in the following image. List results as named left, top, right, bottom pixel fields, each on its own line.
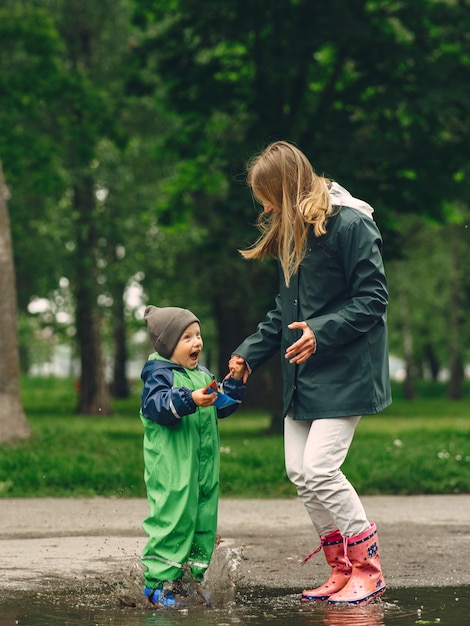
left=216, top=377, right=247, bottom=419
left=140, top=360, right=247, bottom=426
left=140, top=360, right=197, bottom=426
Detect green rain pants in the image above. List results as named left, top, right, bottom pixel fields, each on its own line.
left=140, top=369, right=220, bottom=588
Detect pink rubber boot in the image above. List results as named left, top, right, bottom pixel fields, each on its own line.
left=301, top=530, right=352, bottom=602
left=328, top=522, right=386, bottom=606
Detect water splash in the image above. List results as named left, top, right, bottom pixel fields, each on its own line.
left=202, top=541, right=244, bottom=607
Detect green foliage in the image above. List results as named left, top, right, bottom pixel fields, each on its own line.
left=130, top=0, right=470, bottom=386
left=0, top=4, right=68, bottom=303
left=1, top=377, right=470, bottom=497
left=386, top=213, right=470, bottom=382
left=2, top=0, right=470, bottom=418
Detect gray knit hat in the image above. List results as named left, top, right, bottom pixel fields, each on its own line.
left=144, top=305, right=200, bottom=359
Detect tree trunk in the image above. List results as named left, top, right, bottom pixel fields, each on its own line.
left=257, top=357, right=284, bottom=434
left=397, top=279, right=415, bottom=400
left=423, top=342, right=440, bottom=381
left=0, top=163, right=31, bottom=442
left=214, top=295, right=246, bottom=382
left=110, top=280, right=129, bottom=398
left=448, top=353, right=464, bottom=400
left=213, top=289, right=283, bottom=431
left=447, top=227, right=464, bottom=400
left=75, top=297, right=112, bottom=414
left=72, top=175, right=113, bottom=415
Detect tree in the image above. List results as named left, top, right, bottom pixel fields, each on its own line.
left=48, top=0, right=174, bottom=409
left=1, top=1, right=168, bottom=408
left=0, top=3, right=68, bottom=312
left=48, top=0, right=137, bottom=414
left=0, top=3, right=112, bottom=413
left=443, top=214, right=470, bottom=399
left=386, top=211, right=470, bottom=396
left=0, top=163, right=31, bottom=443
left=132, top=0, right=470, bottom=416
left=3, top=0, right=469, bottom=420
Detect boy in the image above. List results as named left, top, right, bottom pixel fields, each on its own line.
left=140, top=305, right=246, bottom=607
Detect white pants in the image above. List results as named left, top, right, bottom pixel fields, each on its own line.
left=284, top=414, right=370, bottom=538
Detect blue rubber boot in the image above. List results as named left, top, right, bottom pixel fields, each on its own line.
left=144, top=586, right=176, bottom=607
left=145, top=579, right=189, bottom=607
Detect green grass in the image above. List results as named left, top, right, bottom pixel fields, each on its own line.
left=0, top=377, right=469, bottom=497
left=0, top=377, right=145, bottom=498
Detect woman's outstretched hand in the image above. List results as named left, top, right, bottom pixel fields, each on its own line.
left=285, top=321, right=316, bottom=364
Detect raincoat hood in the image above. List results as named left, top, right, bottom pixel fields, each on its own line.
left=328, top=182, right=375, bottom=219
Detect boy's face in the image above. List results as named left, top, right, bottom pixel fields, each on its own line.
left=170, top=322, right=203, bottom=369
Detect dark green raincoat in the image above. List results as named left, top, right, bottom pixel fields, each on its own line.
left=233, top=201, right=392, bottom=420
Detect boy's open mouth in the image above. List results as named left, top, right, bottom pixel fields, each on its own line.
left=190, top=351, right=199, bottom=362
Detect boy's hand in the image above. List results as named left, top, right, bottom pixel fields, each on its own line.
left=192, top=388, right=217, bottom=407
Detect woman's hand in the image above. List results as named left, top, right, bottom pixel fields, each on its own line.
left=285, top=321, right=316, bottom=364
left=226, top=355, right=250, bottom=384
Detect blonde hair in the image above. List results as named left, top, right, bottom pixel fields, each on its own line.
left=240, top=141, right=333, bottom=286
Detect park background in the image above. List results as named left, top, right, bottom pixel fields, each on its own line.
left=0, top=0, right=469, bottom=497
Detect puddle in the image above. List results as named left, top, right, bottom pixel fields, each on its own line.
left=0, top=547, right=467, bottom=625
left=0, top=586, right=468, bottom=626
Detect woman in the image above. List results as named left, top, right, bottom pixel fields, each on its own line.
left=229, top=141, right=391, bottom=606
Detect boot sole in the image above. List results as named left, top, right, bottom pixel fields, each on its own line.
left=301, top=594, right=330, bottom=602
left=328, top=585, right=386, bottom=606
